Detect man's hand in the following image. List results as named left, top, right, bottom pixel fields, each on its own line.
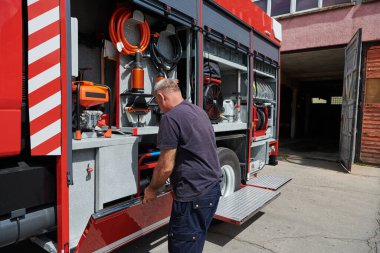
left=143, top=185, right=157, bottom=204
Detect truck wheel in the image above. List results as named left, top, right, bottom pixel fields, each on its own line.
left=218, top=147, right=241, bottom=197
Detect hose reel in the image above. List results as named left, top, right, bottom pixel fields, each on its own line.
left=204, top=83, right=224, bottom=122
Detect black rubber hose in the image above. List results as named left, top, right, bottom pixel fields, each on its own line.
left=149, top=33, right=182, bottom=75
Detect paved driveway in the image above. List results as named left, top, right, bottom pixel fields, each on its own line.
left=117, top=159, right=380, bottom=253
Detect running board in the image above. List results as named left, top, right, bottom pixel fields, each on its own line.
left=246, top=175, right=291, bottom=191
left=214, top=187, right=280, bottom=225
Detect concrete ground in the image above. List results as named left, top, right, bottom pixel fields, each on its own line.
left=117, top=158, right=380, bottom=253
left=2, top=158, right=379, bottom=253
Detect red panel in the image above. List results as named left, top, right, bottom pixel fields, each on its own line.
left=0, top=111, right=21, bottom=156
left=116, top=56, right=121, bottom=128
left=197, top=0, right=204, bottom=108
left=213, top=0, right=280, bottom=46
left=76, top=193, right=173, bottom=253
left=0, top=0, right=23, bottom=156
left=57, top=0, right=69, bottom=251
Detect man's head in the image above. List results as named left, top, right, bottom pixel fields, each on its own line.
left=154, top=79, right=183, bottom=113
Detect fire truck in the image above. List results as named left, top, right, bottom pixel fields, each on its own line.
left=0, top=0, right=288, bottom=252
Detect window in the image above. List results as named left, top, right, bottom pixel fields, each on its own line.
left=331, top=96, right=343, bottom=105
left=253, top=0, right=268, bottom=13
left=258, top=0, right=355, bottom=17
left=312, top=98, right=327, bottom=104
left=296, top=0, right=319, bottom=11
left=323, top=0, right=352, bottom=7
left=271, top=0, right=291, bottom=16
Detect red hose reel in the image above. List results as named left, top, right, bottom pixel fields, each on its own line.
left=253, top=105, right=269, bottom=139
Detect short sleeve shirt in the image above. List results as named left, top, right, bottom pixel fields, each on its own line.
left=157, top=100, right=222, bottom=202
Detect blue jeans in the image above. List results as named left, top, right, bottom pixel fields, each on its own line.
left=168, top=183, right=221, bottom=253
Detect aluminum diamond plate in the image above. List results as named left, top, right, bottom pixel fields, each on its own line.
left=214, top=187, right=280, bottom=225
left=247, top=175, right=291, bottom=191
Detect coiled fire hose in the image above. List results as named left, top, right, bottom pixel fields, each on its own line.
left=109, top=7, right=151, bottom=92
left=109, top=7, right=150, bottom=56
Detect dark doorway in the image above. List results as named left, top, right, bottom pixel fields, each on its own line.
left=279, top=47, right=345, bottom=160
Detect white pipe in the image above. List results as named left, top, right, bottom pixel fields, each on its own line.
left=186, top=30, right=192, bottom=102
left=237, top=70, right=242, bottom=122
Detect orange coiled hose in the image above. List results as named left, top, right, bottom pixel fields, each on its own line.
left=109, top=7, right=150, bottom=56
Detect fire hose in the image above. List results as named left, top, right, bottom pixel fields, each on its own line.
left=149, top=32, right=182, bottom=79
left=108, top=7, right=150, bottom=56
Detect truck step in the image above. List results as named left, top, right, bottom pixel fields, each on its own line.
left=246, top=175, right=291, bottom=191
left=214, top=187, right=280, bottom=225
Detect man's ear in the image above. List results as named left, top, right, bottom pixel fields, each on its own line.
left=157, top=92, right=165, bottom=101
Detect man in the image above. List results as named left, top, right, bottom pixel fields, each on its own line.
left=143, top=78, right=222, bottom=253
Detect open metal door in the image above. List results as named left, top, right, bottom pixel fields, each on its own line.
left=339, top=29, right=362, bottom=172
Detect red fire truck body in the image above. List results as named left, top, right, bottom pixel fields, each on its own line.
left=0, top=0, right=285, bottom=252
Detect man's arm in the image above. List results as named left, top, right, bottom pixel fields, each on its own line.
left=143, top=148, right=176, bottom=204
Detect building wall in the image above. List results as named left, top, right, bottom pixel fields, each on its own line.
left=360, top=45, right=380, bottom=165
left=279, top=1, right=380, bottom=52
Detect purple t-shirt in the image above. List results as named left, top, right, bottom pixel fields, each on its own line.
left=157, top=100, right=222, bottom=202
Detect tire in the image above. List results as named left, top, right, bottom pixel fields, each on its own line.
left=217, top=147, right=241, bottom=197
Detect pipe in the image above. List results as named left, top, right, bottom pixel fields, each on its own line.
left=186, top=30, right=191, bottom=102
left=0, top=207, right=56, bottom=248
left=75, top=82, right=81, bottom=140
left=236, top=70, right=242, bottom=122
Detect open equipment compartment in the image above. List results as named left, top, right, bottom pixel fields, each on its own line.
left=117, top=13, right=194, bottom=132
left=202, top=0, right=251, bottom=133
left=249, top=31, right=281, bottom=175
left=68, top=1, right=198, bottom=250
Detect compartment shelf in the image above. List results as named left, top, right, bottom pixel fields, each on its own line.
left=119, top=123, right=247, bottom=135
left=204, top=52, right=247, bottom=71
left=254, top=69, right=276, bottom=79
left=121, top=126, right=159, bottom=136
left=212, top=122, right=247, bottom=132
left=251, top=138, right=276, bottom=147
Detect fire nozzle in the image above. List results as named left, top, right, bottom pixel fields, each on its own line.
left=131, top=50, right=144, bottom=93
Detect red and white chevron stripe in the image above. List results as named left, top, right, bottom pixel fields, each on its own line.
left=27, top=0, right=61, bottom=156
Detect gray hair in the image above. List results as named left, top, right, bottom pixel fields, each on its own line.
left=154, top=78, right=180, bottom=94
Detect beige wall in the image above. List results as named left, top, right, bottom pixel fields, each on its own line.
left=279, top=1, right=380, bottom=52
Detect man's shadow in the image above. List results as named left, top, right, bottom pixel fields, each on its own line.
left=116, top=212, right=265, bottom=252
left=207, top=212, right=265, bottom=247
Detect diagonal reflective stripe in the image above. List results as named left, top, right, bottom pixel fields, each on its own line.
left=28, top=63, right=60, bottom=93
left=29, top=91, right=61, bottom=121
left=27, top=0, right=39, bottom=6
left=47, top=147, right=61, bottom=156
left=29, top=35, right=60, bottom=64
left=28, top=6, right=60, bottom=35
left=31, top=119, right=61, bottom=149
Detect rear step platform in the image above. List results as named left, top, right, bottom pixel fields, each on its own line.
left=246, top=175, right=291, bottom=191
left=214, top=186, right=280, bottom=225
